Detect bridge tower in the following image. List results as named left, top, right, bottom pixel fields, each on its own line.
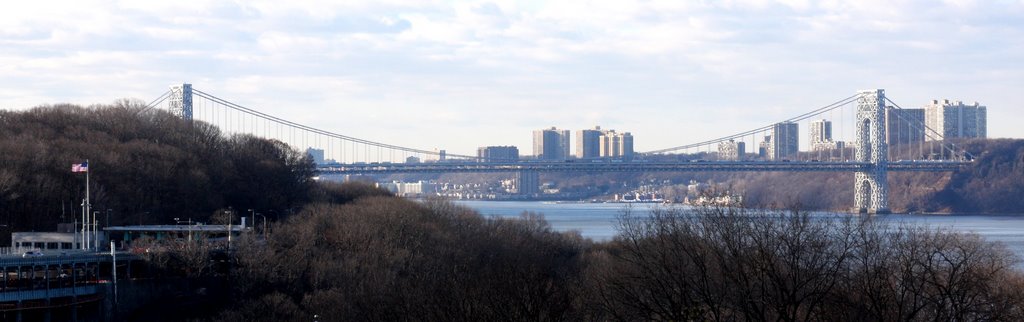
left=168, top=83, right=193, bottom=120
left=853, top=89, right=890, bottom=214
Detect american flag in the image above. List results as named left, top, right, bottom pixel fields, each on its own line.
left=72, top=162, right=89, bottom=173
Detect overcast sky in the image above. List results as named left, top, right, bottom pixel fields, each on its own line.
left=2, top=0, right=1021, bottom=155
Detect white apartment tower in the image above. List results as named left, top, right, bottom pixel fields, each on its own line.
left=599, top=130, right=634, bottom=159
left=924, top=99, right=987, bottom=140
left=808, top=119, right=832, bottom=145
left=717, top=139, right=746, bottom=161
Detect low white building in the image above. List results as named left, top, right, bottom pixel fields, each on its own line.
left=11, top=232, right=81, bottom=251
left=377, top=181, right=437, bottom=197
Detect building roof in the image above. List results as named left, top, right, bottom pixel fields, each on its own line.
left=104, top=224, right=246, bottom=233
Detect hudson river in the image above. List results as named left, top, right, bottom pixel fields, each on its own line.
left=454, top=200, right=1024, bottom=257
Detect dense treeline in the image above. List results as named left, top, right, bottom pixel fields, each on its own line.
left=0, top=102, right=315, bottom=237
left=200, top=186, right=1024, bottom=321
left=594, top=206, right=1024, bottom=321
left=223, top=193, right=585, bottom=321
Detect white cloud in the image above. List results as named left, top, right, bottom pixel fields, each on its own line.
left=0, top=1, right=1022, bottom=154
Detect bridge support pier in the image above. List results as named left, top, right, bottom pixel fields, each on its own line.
left=852, top=89, right=890, bottom=214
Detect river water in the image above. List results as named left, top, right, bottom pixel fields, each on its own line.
left=454, top=200, right=1024, bottom=258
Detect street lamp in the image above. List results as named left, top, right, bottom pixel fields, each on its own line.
left=225, top=209, right=233, bottom=250
left=92, top=211, right=100, bottom=251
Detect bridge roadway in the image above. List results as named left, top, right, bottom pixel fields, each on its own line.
left=318, top=160, right=968, bottom=175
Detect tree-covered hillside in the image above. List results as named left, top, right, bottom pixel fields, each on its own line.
left=543, top=139, right=1024, bottom=213
left=0, top=101, right=315, bottom=237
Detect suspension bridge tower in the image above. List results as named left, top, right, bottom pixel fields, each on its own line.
left=169, top=83, right=193, bottom=120
left=853, top=89, right=890, bottom=214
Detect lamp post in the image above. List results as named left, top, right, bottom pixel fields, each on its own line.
left=92, top=211, right=100, bottom=251
left=225, top=209, right=233, bottom=250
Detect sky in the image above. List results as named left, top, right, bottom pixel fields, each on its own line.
left=1, top=0, right=1022, bottom=156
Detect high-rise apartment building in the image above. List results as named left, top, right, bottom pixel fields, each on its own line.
left=533, top=127, right=570, bottom=160
left=758, top=135, right=771, bottom=159
left=599, top=130, right=634, bottom=159
left=306, top=147, right=325, bottom=165
left=477, top=146, right=519, bottom=162
left=717, top=139, right=746, bottom=161
left=808, top=119, right=831, bottom=145
left=885, top=107, right=926, bottom=145
left=808, top=119, right=844, bottom=152
left=768, top=122, right=799, bottom=160
left=576, top=126, right=603, bottom=159
left=924, top=99, right=987, bottom=140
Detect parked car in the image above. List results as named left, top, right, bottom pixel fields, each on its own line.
left=22, top=251, right=44, bottom=258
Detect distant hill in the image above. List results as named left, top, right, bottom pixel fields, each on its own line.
left=0, top=101, right=316, bottom=235
left=540, top=139, right=1024, bottom=213
left=927, top=139, right=1024, bottom=213
left=735, top=138, right=1024, bottom=213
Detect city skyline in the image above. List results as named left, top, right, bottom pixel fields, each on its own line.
left=1, top=1, right=1022, bottom=155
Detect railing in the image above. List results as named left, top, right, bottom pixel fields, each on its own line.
left=0, top=285, right=101, bottom=303
left=0, top=247, right=42, bottom=256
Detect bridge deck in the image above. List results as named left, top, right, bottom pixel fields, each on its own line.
left=318, top=160, right=968, bottom=175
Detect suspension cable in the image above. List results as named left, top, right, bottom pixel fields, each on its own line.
left=192, top=89, right=480, bottom=160
left=135, top=90, right=170, bottom=116
left=643, top=93, right=860, bottom=155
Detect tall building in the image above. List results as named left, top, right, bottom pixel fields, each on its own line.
left=808, top=119, right=844, bottom=152
left=533, top=127, right=570, bottom=160
left=477, top=146, right=519, bottom=162
left=924, top=99, right=987, bottom=140
left=306, top=147, right=325, bottom=165
left=758, top=135, right=771, bottom=159
left=599, top=130, right=634, bottom=159
left=885, top=107, right=926, bottom=145
left=576, top=126, right=603, bottom=159
left=768, top=122, right=799, bottom=160
left=808, top=119, right=832, bottom=145
left=717, top=139, right=745, bottom=161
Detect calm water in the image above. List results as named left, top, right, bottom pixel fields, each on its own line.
left=454, top=200, right=1024, bottom=258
